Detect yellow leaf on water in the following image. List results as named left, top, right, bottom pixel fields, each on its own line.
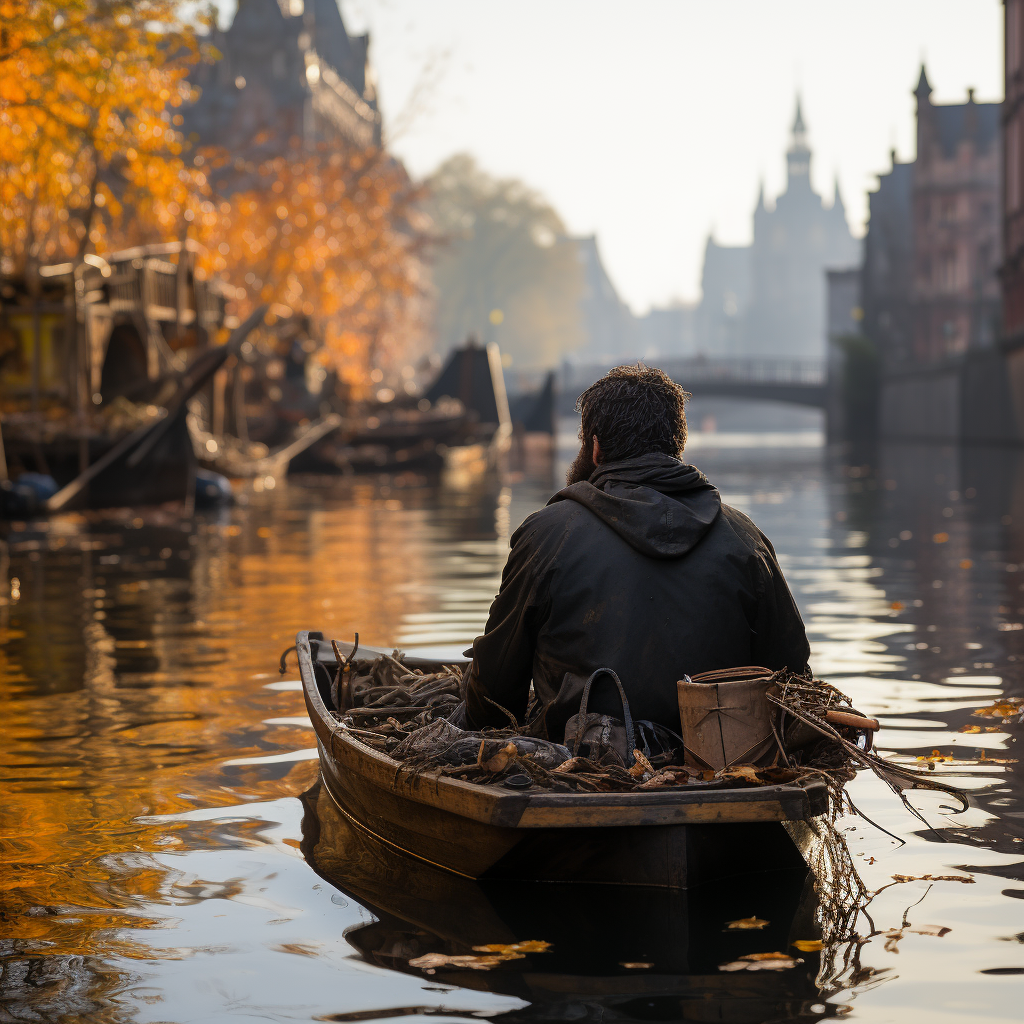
left=726, top=916, right=769, bottom=930
left=719, top=952, right=804, bottom=972
left=409, top=952, right=513, bottom=971
left=959, top=725, right=983, bottom=734
left=973, top=700, right=1024, bottom=720
left=792, top=939, right=825, bottom=952
left=472, top=940, right=551, bottom=954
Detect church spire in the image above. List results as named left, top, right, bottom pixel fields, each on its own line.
left=792, top=96, right=807, bottom=140
left=914, top=63, right=933, bottom=102
left=786, top=94, right=811, bottom=187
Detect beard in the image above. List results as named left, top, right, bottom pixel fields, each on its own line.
left=566, top=440, right=596, bottom=485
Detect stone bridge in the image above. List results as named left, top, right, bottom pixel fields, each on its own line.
left=559, top=357, right=828, bottom=413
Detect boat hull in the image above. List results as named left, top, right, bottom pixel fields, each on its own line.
left=301, top=632, right=828, bottom=890
left=317, top=734, right=809, bottom=888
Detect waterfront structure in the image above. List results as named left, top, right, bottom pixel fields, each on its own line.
left=184, top=0, right=381, bottom=162
left=693, top=100, right=859, bottom=361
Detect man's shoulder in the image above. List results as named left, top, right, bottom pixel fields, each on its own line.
left=510, top=498, right=586, bottom=547
left=717, top=503, right=770, bottom=553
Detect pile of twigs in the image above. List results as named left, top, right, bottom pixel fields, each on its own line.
left=329, top=655, right=828, bottom=794
left=328, top=653, right=969, bottom=810
left=767, top=676, right=970, bottom=824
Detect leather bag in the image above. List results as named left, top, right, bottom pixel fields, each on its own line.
left=676, top=665, right=780, bottom=771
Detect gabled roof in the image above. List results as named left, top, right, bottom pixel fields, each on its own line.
left=931, top=100, right=1000, bottom=158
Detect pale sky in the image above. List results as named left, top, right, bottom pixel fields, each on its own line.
left=217, top=0, right=1003, bottom=312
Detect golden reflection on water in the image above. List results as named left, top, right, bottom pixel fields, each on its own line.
left=0, top=438, right=1023, bottom=1022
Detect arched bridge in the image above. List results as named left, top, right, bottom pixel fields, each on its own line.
left=560, top=357, right=828, bottom=411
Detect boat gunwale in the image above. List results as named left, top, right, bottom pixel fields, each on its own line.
left=297, top=631, right=828, bottom=827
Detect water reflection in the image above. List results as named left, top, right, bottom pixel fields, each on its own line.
left=300, top=782, right=837, bottom=1024
left=0, top=432, right=1022, bottom=1022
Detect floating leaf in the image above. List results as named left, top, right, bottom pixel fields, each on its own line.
left=409, top=952, right=516, bottom=972
left=973, top=699, right=1024, bottom=720
left=959, top=725, right=983, bottom=734
left=792, top=939, right=825, bottom=952
left=719, top=952, right=803, bottom=972
left=726, top=917, right=769, bottom=930
left=917, top=749, right=955, bottom=764
left=977, top=751, right=1017, bottom=764
left=472, top=940, right=550, bottom=954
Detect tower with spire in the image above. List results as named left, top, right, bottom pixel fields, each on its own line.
left=696, top=96, right=860, bottom=360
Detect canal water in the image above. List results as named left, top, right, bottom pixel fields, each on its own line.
left=1, top=427, right=1023, bottom=1023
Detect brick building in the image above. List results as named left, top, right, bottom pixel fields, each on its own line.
left=909, top=66, right=1000, bottom=363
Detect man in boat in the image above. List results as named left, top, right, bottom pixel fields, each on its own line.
left=461, top=364, right=810, bottom=740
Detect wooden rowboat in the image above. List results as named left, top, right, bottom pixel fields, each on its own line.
left=297, top=630, right=833, bottom=890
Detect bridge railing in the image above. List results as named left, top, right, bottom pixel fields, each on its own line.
left=562, top=357, right=827, bottom=392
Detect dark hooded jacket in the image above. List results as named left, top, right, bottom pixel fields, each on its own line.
left=464, top=453, right=810, bottom=737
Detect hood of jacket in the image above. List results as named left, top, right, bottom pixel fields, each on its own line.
left=549, top=452, right=721, bottom=558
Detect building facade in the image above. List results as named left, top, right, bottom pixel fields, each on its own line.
left=693, top=100, right=859, bottom=361
left=861, top=152, right=914, bottom=369
left=184, top=0, right=381, bottom=163
left=909, top=67, right=1001, bottom=364
left=867, top=67, right=1007, bottom=442
left=1003, top=0, right=1024, bottom=341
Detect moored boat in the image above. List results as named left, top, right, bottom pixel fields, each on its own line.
left=297, top=630, right=838, bottom=889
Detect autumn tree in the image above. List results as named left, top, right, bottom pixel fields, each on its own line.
left=0, top=0, right=208, bottom=272
left=194, top=141, right=427, bottom=390
left=425, top=153, right=584, bottom=369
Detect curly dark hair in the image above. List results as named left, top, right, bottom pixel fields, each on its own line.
left=576, top=364, right=690, bottom=462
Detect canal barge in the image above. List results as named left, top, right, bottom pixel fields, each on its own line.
left=297, top=630, right=834, bottom=889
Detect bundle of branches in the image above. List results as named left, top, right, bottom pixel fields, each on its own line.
left=328, top=649, right=465, bottom=752
left=768, top=674, right=969, bottom=823
left=328, top=654, right=968, bottom=811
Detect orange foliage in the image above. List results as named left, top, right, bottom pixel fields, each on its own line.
left=195, top=142, right=427, bottom=389
left=0, top=0, right=208, bottom=269
left=0, top=4, right=427, bottom=386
